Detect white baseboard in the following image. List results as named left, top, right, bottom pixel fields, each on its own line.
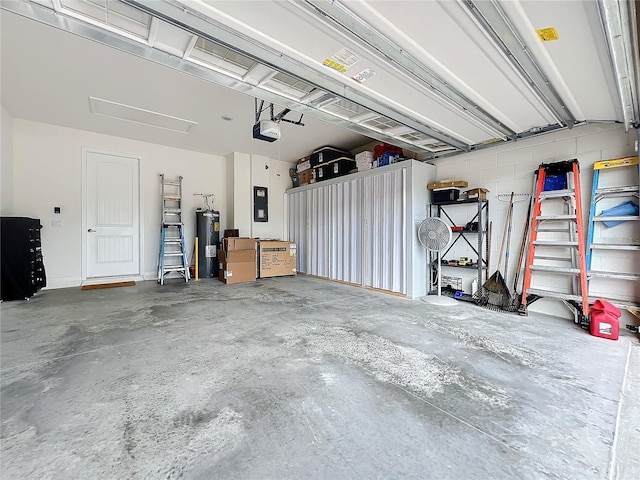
left=43, top=277, right=82, bottom=290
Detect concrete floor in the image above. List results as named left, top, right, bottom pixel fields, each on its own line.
left=1, top=275, right=638, bottom=479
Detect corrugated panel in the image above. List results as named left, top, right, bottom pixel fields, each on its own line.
left=287, top=190, right=306, bottom=273
left=309, top=186, right=331, bottom=278
left=363, top=168, right=407, bottom=294
left=288, top=167, right=408, bottom=292
left=329, top=179, right=362, bottom=285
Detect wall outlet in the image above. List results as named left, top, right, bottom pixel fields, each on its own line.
left=51, top=220, right=62, bottom=228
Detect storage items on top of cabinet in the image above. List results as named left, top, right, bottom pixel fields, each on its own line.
left=290, top=142, right=420, bottom=189
left=310, top=146, right=356, bottom=183
left=355, top=151, right=374, bottom=172
left=309, top=146, right=353, bottom=167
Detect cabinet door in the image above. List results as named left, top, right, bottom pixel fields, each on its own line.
left=363, top=168, right=407, bottom=294
left=308, top=186, right=332, bottom=278
left=329, top=178, right=362, bottom=285
left=287, top=185, right=332, bottom=278
left=287, top=189, right=308, bottom=273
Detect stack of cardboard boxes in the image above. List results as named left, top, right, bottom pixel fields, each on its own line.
left=218, top=237, right=297, bottom=284
left=295, top=156, right=313, bottom=187
left=218, top=237, right=257, bottom=284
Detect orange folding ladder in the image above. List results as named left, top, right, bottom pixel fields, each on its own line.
left=518, top=159, right=589, bottom=325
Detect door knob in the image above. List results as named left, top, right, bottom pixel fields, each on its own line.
left=88, top=229, right=96, bottom=233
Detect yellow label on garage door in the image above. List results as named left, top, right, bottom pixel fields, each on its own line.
left=323, top=58, right=347, bottom=73
left=537, top=27, right=559, bottom=42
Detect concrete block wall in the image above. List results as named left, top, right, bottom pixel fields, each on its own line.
left=432, top=123, right=639, bottom=322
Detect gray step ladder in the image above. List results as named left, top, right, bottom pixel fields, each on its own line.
left=157, top=174, right=190, bottom=285
left=519, top=159, right=589, bottom=325
left=586, top=156, right=639, bottom=313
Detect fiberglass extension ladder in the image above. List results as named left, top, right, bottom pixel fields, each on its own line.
left=157, top=174, right=190, bottom=285
left=586, top=156, right=639, bottom=316
left=519, top=159, right=589, bottom=325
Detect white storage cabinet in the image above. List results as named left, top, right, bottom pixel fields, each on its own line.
left=287, top=160, right=436, bottom=298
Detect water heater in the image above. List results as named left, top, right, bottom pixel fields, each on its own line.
left=196, top=209, right=220, bottom=278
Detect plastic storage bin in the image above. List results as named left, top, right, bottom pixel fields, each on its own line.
left=543, top=174, right=567, bottom=191
left=310, top=146, right=353, bottom=167
left=432, top=188, right=460, bottom=204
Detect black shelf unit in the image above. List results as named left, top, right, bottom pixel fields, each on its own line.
left=429, top=198, right=489, bottom=295
left=1, top=217, right=47, bottom=301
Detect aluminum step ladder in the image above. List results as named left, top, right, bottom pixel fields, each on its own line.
left=519, top=159, right=589, bottom=325
left=157, top=174, right=190, bottom=285
left=586, top=156, right=639, bottom=313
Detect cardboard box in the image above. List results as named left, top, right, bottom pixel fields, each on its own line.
left=299, top=169, right=313, bottom=185
left=464, top=188, right=489, bottom=200
left=224, top=237, right=256, bottom=251
left=297, top=160, right=312, bottom=172
left=218, top=249, right=256, bottom=284
left=218, top=249, right=255, bottom=264
left=220, top=261, right=257, bottom=284
left=259, top=241, right=297, bottom=278
left=428, top=180, right=468, bottom=190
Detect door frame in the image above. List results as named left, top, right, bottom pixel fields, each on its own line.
left=81, top=147, right=144, bottom=283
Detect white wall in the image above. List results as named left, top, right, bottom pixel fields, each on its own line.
left=1, top=106, right=14, bottom=215
left=12, top=120, right=228, bottom=288
left=225, top=152, right=235, bottom=233
left=226, top=152, right=295, bottom=240
left=250, top=154, right=294, bottom=240
left=433, top=123, right=639, bottom=321
left=227, top=152, right=251, bottom=236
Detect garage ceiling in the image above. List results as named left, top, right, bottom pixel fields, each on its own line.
left=2, top=0, right=639, bottom=160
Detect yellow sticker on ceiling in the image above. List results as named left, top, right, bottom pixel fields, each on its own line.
left=537, top=27, right=559, bottom=42
left=323, top=58, right=347, bottom=73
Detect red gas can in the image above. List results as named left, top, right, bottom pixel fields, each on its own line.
left=590, top=299, right=621, bottom=341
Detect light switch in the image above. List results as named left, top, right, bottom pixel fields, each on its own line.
left=51, top=220, right=63, bottom=228
left=54, top=207, right=61, bottom=214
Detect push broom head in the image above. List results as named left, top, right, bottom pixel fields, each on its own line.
left=474, top=270, right=515, bottom=311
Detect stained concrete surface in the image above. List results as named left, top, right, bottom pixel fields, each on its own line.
left=1, top=275, right=638, bottom=479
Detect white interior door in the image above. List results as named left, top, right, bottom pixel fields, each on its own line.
left=85, top=151, right=140, bottom=278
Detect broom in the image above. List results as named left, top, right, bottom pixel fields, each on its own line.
left=511, top=178, right=537, bottom=310
left=474, top=192, right=514, bottom=310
